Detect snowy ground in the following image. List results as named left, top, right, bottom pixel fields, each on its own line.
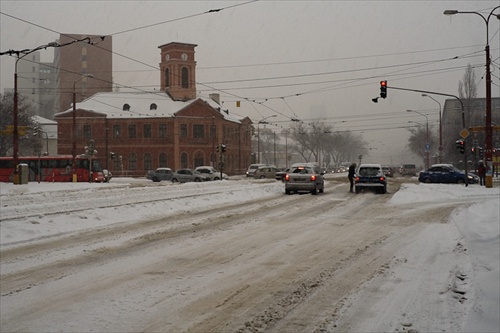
left=0, top=176, right=499, bottom=332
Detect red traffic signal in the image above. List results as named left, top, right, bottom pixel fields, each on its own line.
left=380, top=81, right=387, bottom=98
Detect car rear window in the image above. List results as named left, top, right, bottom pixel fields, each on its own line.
left=292, top=167, right=311, bottom=174
left=358, top=167, right=380, bottom=176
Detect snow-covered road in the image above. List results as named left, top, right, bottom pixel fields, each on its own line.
left=1, top=176, right=498, bottom=332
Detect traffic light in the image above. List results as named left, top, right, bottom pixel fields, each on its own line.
left=110, top=152, right=116, bottom=159
left=216, top=145, right=220, bottom=153
left=380, top=80, right=387, bottom=99
left=221, top=144, right=226, bottom=153
left=455, top=139, right=465, bottom=154
left=478, top=147, right=483, bottom=158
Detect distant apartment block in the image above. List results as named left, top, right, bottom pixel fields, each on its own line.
left=14, top=33, right=112, bottom=120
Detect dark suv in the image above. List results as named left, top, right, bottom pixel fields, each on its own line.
left=355, top=164, right=387, bottom=194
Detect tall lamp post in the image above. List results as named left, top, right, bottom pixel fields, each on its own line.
left=407, top=109, right=430, bottom=169
left=257, top=115, right=277, bottom=163
left=444, top=6, right=500, bottom=185
left=72, top=74, right=93, bottom=181
left=9, top=42, right=58, bottom=183
left=422, top=94, right=442, bottom=163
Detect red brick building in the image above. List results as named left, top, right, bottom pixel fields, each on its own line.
left=54, top=42, right=253, bottom=177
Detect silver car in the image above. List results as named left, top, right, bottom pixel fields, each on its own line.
left=284, top=163, right=325, bottom=195
left=195, top=166, right=229, bottom=181
left=171, top=169, right=209, bottom=183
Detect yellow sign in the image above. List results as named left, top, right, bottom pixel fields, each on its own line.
left=459, top=128, right=470, bottom=139
left=0, top=125, right=29, bottom=136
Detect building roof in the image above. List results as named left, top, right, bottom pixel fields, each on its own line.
left=55, top=91, right=243, bottom=124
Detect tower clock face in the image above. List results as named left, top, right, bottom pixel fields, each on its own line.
left=181, top=53, right=188, bottom=61
left=165, top=54, right=170, bottom=61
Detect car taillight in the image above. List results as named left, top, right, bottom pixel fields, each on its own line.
left=380, top=176, right=386, bottom=181
left=310, top=175, right=316, bottom=181
left=355, top=176, right=360, bottom=181
left=285, top=174, right=290, bottom=181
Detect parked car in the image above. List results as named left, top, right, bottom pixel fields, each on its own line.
left=253, top=165, right=279, bottom=179
left=195, top=166, right=229, bottom=181
left=400, top=164, right=417, bottom=176
left=246, top=163, right=267, bottom=177
left=284, top=163, right=325, bottom=195
left=275, top=167, right=290, bottom=181
left=171, top=169, right=208, bottom=183
left=355, top=163, right=387, bottom=194
left=418, top=164, right=470, bottom=184
left=467, top=172, right=479, bottom=184
left=382, top=165, right=393, bottom=178
left=102, top=169, right=112, bottom=182
left=147, top=168, right=174, bottom=182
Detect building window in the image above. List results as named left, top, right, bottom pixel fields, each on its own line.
left=159, top=153, right=168, bottom=167
left=144, top=153, right=152, bottom=171
left=210, top=124, right=216, bottom=139
left=113, top=125, right=121, bottom=138
left=180, top=152, right=188, bottom=168
left=181, top=67, right=189, bottom=88
left=159, top=124, right=167, bottom=138
left=193, top=124, right=204, bottom=138
left=83, top=125, right=91, bottom=139
left=165, top=68, right=170, bottom=87
left=144, top=124, right=152, bottom=138
left=180, top=124, right=188, bottom=138
left=128, top=124, right=136, bottom=138
left=194, top=151, right=204, bottom=168
left=150, top=103, right=157, bottom=110
left=123, top=104, right=130, bottom=111
left=129, top=153, right=137, bottom=171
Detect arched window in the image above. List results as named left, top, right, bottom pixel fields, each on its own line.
left=159, top=153, right=168, bottom=167
left=181, top=67, right=189, bottom=88
left=180, top=152, right=188, bottom=168
left=123, top=103, right=130, bottom=111
left=144, top=153, right=152, bottom=171
left=129, top=153, right=137, bottom=170
left=150, top=103, right=157, bottom=110
left=164, top=68, right=170, bottom=87
left=194, top=151, right=204, bottom=168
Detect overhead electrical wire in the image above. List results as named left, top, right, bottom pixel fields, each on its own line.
left=2, top=1, right=496, bottom=126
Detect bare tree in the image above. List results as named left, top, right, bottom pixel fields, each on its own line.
left=458, top=63, right=478, bottom=126
left=288, top=122, right=367, bottom=168
left=445, top=63, right=479, bottom=164
left=407, top=123, right=437, bottom=164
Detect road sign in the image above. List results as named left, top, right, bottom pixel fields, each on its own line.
left=459, top=128, right=470, bottom=140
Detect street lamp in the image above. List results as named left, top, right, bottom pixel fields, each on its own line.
left=444, top=6, right=500, bottom=180
left=422, top=94, right=442, bottom=163
left=257, top=115, right=277, bottom=163
left=407, top=109, right=430, bottom=169
left=10, top=42, right=58, bottom=183
left=72, top=74, right=93, bottom=181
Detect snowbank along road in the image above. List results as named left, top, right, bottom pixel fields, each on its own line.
left=0, top=176, right=485, bottom=332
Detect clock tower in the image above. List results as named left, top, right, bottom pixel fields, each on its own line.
left=158, top=42, right=197, bottom=101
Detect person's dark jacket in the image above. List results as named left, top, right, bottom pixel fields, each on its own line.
left=348, top=165, right=356, bottom=179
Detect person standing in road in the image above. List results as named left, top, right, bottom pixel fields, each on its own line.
left=477, top=161, right=487, bottom=186
left=348, top=163, right=356, bottom=192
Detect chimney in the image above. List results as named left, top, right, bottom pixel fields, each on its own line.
left=209, top=93, right=220, bottom=105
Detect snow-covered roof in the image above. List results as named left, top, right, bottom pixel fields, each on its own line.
left=32, top=115, right=57, bottom=139
left=55, top=91, right=242, bottom=124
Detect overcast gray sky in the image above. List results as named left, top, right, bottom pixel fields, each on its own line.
left=1, top=0, right=499, bottom=165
